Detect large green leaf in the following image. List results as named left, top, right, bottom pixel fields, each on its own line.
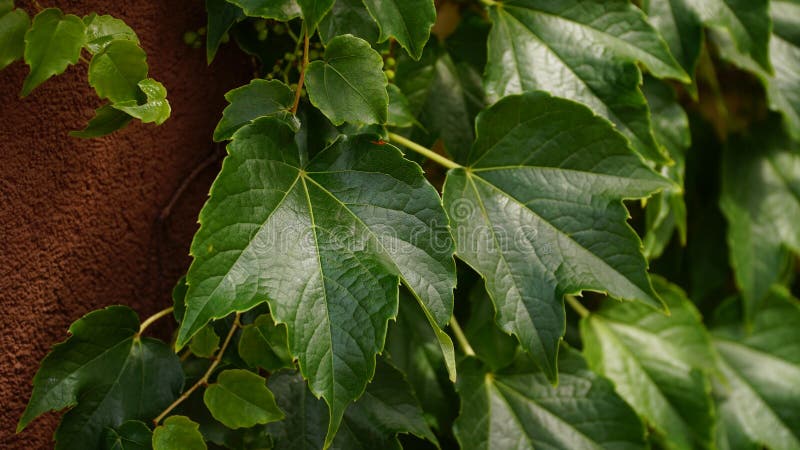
left=693, top=0, right=772, bottom=71
left=361, top=0, right=435, bottom=60
left=21, top=8, right=86, bottom=96
left=88, top=39, right=148, bottom=104
left=453, top=348, right=646, bottom=450
left=237, top=314, right=293, bottom=371
left=70, top=104, right=133, bottom=139
left=177, top=118, right=455, bottom=445
left=205, top=0, right=244, bottom=64
left=213, top=79, right=294, bottom=142
left=484, top=0, right=689, bottom=164
left=581, top=277, right=716, bottom=450
left=17, top=306, right=184, bottom=450
left=225, top=0, right=301, bottom=20
left=0, top=0, right=29, bottom=70
left=104, top=421, right=153, bottom=450
left=720, top=120, right=800, bottom=321
left=203, top=369, right=284, bottom=429
left=442, top=92, right=669, bottom=380
left=152, top=416, right=207, bottom=450
left=297, top=0, right=334, bottom=32
left=642, top=0, right=703, bottom=95
left=83, top=13, right=139, bottom=54
left=305, top=34, right=388, bottom=125
left=712, top=288, right=800, bottom=450
left=267, top=360, right=437, bottom=449
left=318, top=0, right=378, bottom=44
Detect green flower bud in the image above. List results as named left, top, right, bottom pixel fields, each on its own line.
left=258, top=29, right=268, bottom=41
left=197, top=27, right=206, bottom=36
left=385, top=57, right=396, bottom=67
left=183, top=30, right=198, bottom=45
left=385, top=69, right=395, bottom=80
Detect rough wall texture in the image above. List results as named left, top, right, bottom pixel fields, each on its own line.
left=0, top=1, right=251, bottom=446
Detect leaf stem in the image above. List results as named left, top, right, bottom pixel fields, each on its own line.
left=449, top=317, right=476, bottom=356
left=387, top=132, right=462, bottom=170
left=565, top=295, right=590, bottom=318
left=291, top=27, right=310, bottom=115
left=153, top=313, right=241, bottom=425
left=137, top=306, right=174, bottom=336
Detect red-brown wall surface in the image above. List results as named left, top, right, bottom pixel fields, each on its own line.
left=0, top=1, right=251, bottom=446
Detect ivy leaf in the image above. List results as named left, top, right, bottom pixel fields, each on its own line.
left=205, top=0, right=244, bottom=64
left=112, top=78, right=171, bottom=125
left=581, top=277, right=717, bottom=450
left=104, top=420, right=153, bottom=450
left=177, top=118, right=456, bottom=445
left=693, top=0, right=772, bottom=72
left=296, top=0, right=334, bottom=32
left=712, top=288, right=800, bottom=450
left=386, top=84, right=416, bottom=129
left=720, top=119, right=800, bottom=322
left=83, top=13, right=139, bottom=54
left=238, top=314, right=293, bottom=371
left=225, top=0, right=301, bottom=21
left=361, top=0, right=435, bottom=60
left=213, top=79, right=294, bottom=142
left=203, top=369, right=284, bottom=429
left=88, top=39, right=148, bottom=104
left=267, top=360, right=438, bottom=449
left=484, top=0, right=689, bottom=164
left=453, top=347, right=646, bottom=450
left=305, top=34, right=388, bottom=126
left=443, top=92, right=669, bottom=380
left=70, top=104, right=133, bottom=139
left=0, top=0, right=29, bottom=70
left=17, top=306, right=184, bottom=449
left=189, top=324, right=220, bottom=358
left=642, top=0, right=703, bottom=96
left=21, top=8, right=86, bottom=96
left=464, top=283, right=518, bottom=372
left=319, top=0, right=378, bottom=44
left=152, top=416, right=206, bottom=450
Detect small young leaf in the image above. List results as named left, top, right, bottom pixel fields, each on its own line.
left=361, top=0, right=435, bottom=60
left=296, top=0, right=334, bottom=32
left=205, top=0, right=244, bottom=64
left=112, top=78, right=171, bottom=125
left=581, top=277, right=717, bottom=450
left=83, top=13, right=139, bottom=54
left=88, top=39, right=148, bottom=104
left=213, top=79, right=294, bottom=142
left=70, top=104, right=133, bottom=139
left=226, top=0, right=301, bottom=20
left=189, top=324, right=220, bottom=358
left=443, top=92, right=670, bottom=380
left=305, top=34, right=388, bottom=125
left=203, top=369, right=284, bottom=429
left=0, top=0, right=29, bottom=70
left=21, top=8, right=86, bottom=96
left=152, top=416, right=206, bottom=450
left=237, top=314, right=293, bottom=371
left=453, top=348, right=646, bottom=450
left=318, top=0, right=378, bottom=44
left=104, top=420, right=153, bottom=450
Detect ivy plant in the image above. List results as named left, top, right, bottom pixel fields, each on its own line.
left=7, top=0, right=800, bottom=449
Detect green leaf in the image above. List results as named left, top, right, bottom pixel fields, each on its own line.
left=172, top=276, right=188, bottom=324
left=104, top=420, right=153, bottom=450
left=443, top=92, right=669, bottom=380
left=18, top=306, right=184, bottom=449
left=83, top=13, right=139, bottom=54
left=296, top=0, right=334, bottom=32
left=386, top=84, right=416, bottom=129
left=213, top=79, right=294, bottom=142
left=581, top=277, right=716, bottom=450
left=720, top=119, right=800, bottom=321
left=112, top=78, right=171, bottom=125
left=305, top=34, right=388, bottom=126
left=152, top=416, right=207, bottom=450
left=318, top=0, right=378, bottom=44
left=203, top=369, right=284, bottom=429
left=70, top=104, right=133, bottom=138
left=464, top=283, right=518, bottom=372
left=88, top=39, right=148, bottom=104
left=712, top=288, right=800, bottom=450
left=485, top=0, right=688, bottom=164
left=267, top=360, right=437, bottom=449
left=225, top=0, right=301, bottom=20
left=238, top=314, right=293, bottom=371
left=453, top=347, right=646, bottom=450
left=642, top=0, right=703, bottom=94
left=694, top=0, right=772, bottom=72
left=361, top=0, right=435, bottom=60
left=189, top=324, right=220, bottom=358
left=205, top=0, right=244, bottom=64
left=0, top=1, right=29, bottom=70
left=21, top=8, right=86, bottom=96
left=177, top=118, right=456, bottom=444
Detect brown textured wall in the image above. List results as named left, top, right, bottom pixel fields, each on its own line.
left=0, top=1, right=251, bottom=447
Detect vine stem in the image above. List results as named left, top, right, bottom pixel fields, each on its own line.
left=153, top=313, right=241, bottom=425
left=387, top=133, right=462, bottom=170
left=290, top=27, right=310, bottom=115
left=565, top=295, right=590, bottom=318
left=449, top=317, right=476, bottom=356
left=137, top=306, right=174, bottom=336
